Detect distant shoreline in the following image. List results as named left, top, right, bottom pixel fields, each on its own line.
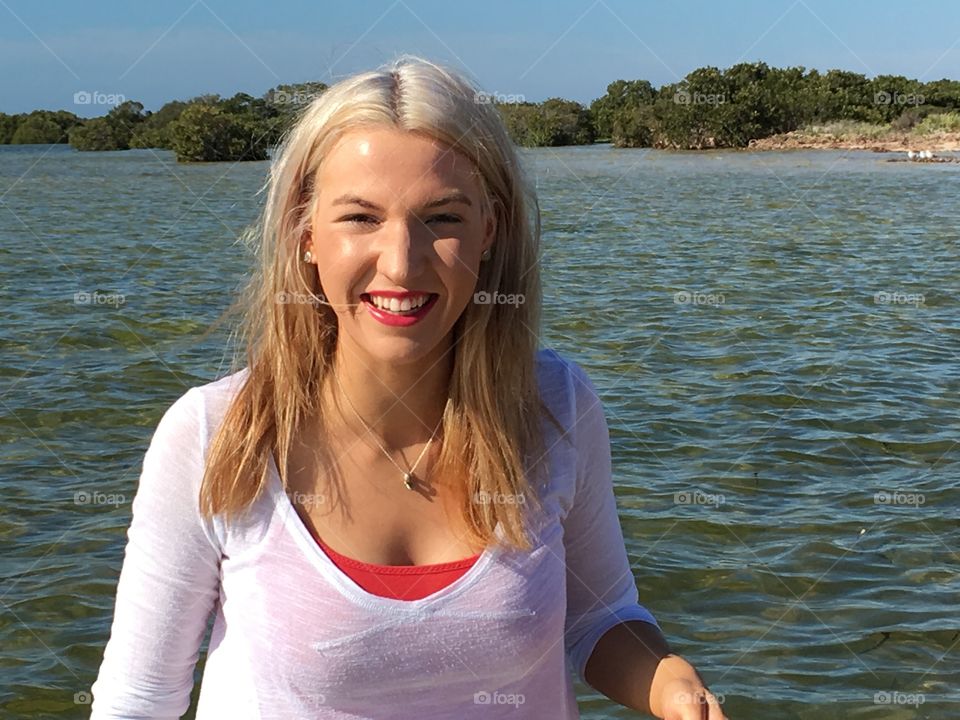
left=748, top=130, right=960, bottom=153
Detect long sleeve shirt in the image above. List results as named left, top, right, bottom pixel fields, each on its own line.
left=89, top=348, right=660, bottom=719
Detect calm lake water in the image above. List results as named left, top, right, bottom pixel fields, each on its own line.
left=1, top=143, right=957, bottom=719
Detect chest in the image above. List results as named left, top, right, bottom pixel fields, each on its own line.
left=216, top=501, right=570, bottom=716
left=283, top=435, right=486, bottom=566
left=211, top=424, right=577, bottom=713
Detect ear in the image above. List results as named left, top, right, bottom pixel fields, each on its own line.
left=482, top=198, right=498, bottom=253
left=300, top=228, right=313, bottom=259
left=300, top=193, right=319, bottom=257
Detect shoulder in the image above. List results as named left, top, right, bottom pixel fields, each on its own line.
left=138, top=369, right=251, bottom=546
left=149, top=367, right=250, bottom=457
left=189, top=366, right=251, bottom=429
left=533, top=348, right=609, bottom=469
left=532, top=350, right=612, bottom=518
left=535, top=348, right=601, bottom=420
left=187, top=366, right=250, bottom=406
left=535, top=347, right=574, bottom=393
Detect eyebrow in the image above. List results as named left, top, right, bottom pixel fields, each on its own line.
left=331, top=191, right=473, bottom=211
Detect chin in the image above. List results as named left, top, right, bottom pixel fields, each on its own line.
left=360, top=335, right=444, bottom=367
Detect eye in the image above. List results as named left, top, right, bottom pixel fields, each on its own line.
left=340, top=214, right=461, bottom=226
left=343, top=214, right=378, bottom=225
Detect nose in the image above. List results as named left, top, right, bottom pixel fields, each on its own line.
left=375, top=217, right=430, bottom=283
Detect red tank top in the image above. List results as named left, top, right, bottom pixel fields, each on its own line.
left=311, top=530, right=483, bottom=600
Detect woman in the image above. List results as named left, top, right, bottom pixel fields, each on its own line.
left=90, top=55, right=726, bottom=719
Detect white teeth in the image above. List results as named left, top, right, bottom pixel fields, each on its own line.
left=367, top=294, right=431, bottom=313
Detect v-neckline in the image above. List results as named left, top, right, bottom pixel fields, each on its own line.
left=266, top=452, right=503, bottom=611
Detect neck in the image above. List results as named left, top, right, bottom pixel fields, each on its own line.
left=323, top=340, right=454, bottom=450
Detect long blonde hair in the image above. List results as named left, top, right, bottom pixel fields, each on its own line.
left=200, top=55, right=562, bottom=553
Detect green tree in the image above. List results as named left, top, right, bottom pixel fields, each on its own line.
left=68, top=117, right=125, bottom=151
left=8, top=110, right=78, bottom=144
left=69, top=101, right=145, bottom=151
left=869, top=75, right=925, bottom=123
left=590, top=79, right=656, bottom=140
left=169, top=103, right=268, bottom=162
left=0, top=113, right=21, bottom=144
left=11, top=115, right=64, bottom=144
left=495, top=102, right=536, bottom=145
left=130, top=100, right=189, bottom=149
left=542, top=98, right=594, bottom=145
left=495, top=98, right=593, bottom=147
left=918, top=78, right=960, bottom=110
left=222, top=91, right=282, bottom=147
left=262, top=82, right=328, bottom=144
left=611, top=104, right=655, bottom=147
left=653, top=66, right=730, bottom=148
left=762, top=65, right=815, bottom=132
left=809, top=70, right=878, bottom=122
left=710, top=62, right=809, bottom=146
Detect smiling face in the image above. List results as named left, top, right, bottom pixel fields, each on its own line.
left=302, top=126, right=496, bottom=369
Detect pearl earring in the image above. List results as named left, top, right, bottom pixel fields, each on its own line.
left=302, top=250, right=312, bottom=263
left=481, top=248, right=491, bottom=262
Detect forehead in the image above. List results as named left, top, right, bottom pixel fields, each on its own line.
left=316, top=127, right=480, bottom=201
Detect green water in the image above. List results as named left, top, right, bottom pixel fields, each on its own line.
left=1, top=144, right=957, bottom=719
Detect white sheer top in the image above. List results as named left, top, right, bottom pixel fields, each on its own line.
left=89, top=348, right=659, bottom=719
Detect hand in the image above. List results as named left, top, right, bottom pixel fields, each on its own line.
left=649, top=655, right=728, bottom=720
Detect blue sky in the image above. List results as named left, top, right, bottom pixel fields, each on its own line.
left=3, top=0, right=960, bottom=116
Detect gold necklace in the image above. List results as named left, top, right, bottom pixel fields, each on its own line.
left=331, top=371, right=449, bottom=490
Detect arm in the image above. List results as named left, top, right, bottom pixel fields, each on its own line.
left=89, top=388, right=222, bottom=719
left=585, top=622, right=720, bottom=718
left=563, top=361, right=724, bottom=719
left=584, top=620, right=670, bottom=713
left=561, top=360, right=665, bottom=686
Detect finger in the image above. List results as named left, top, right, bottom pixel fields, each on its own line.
left=670, top=689, right=710, bottom=720
left=704, top=690, right=727, bottom=719
left=668, top=703, right=703, bottom=720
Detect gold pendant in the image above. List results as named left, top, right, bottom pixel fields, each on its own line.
left=403, top=473, right=415, bottom=490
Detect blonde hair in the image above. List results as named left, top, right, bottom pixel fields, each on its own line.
left=200, top=55, right=562, bottom=553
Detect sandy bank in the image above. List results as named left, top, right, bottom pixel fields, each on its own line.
left=748, top=130, right=960, bottom=153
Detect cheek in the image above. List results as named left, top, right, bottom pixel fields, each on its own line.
left=437, top=239, right=482, bottom=308
left=436, top=237, right=476, bottom=278
left=312, top=237, right=360, bottom=296
left=437, top=234, right=481, bottom=268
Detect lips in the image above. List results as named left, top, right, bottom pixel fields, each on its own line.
left=360, top=293, right=439, bottom=327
